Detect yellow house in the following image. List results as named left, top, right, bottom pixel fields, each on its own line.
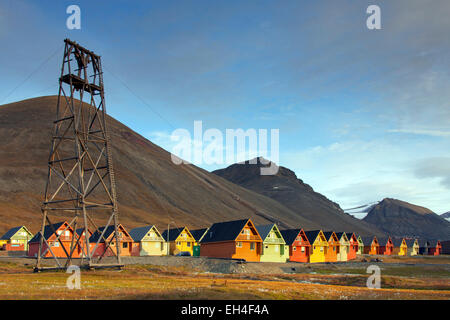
left=0, top=226, right=33, bottom=251
left=335, top=232, right=349, bottom=261
left=392, top=238, right=407, bottom=256
left=304, top=230, right=328, bottom=263
left=162, top=227, right=195, bottom=256
left=405, top=239, right=419, bottom=256
left=129, top=225, right=167, bottom=256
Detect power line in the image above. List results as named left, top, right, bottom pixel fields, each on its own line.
left=103, top=65, right=176, bottom=130
left=0, top=44, right=63, bottom=104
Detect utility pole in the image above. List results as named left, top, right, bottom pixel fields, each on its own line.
left=34, top=39, right=123, bottom=272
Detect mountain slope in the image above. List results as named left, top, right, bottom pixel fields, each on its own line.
left=441, top=212, right=450, bottom=222
left=0, top=96, right=318, bottom=234
left=363, top=198, right=450, bottom=240
left=212, top=157, right=382, bottom=235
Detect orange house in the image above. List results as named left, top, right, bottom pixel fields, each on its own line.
left=379, top=237, right=394, bottom=255
left=28, top=221, right=81, bottom=258
left=362, top=236, right=379, bottom=255
left=323, top=231, right=339, bottom=262
left=346, top=232, right=358, bottom=260
left=280, top=229, right=311, bottom=263
left=200, top=219, right=262, bottom=262
left=89, top=224, right=133, bottom=257
left=428, top=240, right=442, bottom=256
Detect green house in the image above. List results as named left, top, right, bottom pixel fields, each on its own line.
left=356, top=235, right=364, bottom=254
left=190, top=228, right=209, bottom=257
left=256, top=224, right=289, bottom=263
left=0, top=226, right=33, bottom=251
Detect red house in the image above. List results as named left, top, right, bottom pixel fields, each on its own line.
left=428, top=240, right=442, bottom=256
left=89, top=224, right=133, bottom=257
left=346, top=232, right=358, bottom=260
left=378, top=237, right=394, bottom=255
left=280, top=229, right=310, bottom=263
left=28, top=221, right=81, bottom=258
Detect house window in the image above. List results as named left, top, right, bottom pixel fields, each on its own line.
left=265, top=245, right=269, bottom=249
left=123, top=242, right=128, bottom=248
left=275, top=245, right=279, bottom=252
left=187, top=242, right=191, bottom=247
left=320, top=247, right=323, bottom=252
left=250, top=243, right=255, bottom=250
left=293, top=246, right=297, bottom=251
left=53, top=242, right=60, bottom=247
left=301, top=246, right=305, bottom=252
left=236, top=242, right=242, bottom=248
left=65, top=230, right=70, bottom=237
left=177, top=241, right=181, bottom=245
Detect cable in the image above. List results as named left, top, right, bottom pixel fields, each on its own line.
left=0, top=44, right=63, bottom=104
left=103, top=65, right=176, bottom=130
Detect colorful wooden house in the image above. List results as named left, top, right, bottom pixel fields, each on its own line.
left=0, top=226, right=33, bottom=251
left=405, top=239, right=419, bottom=256
left=428, top=240, right=442, bottom=256
left=362, top=236, right=379, bottom=255
left=89, top=224, right=133, bottom=257
left=378, top=237, right=394, bottom=255
left=345, top=232, right=358, bottom=260
left=335, top=232, right=349, bottom=261
left=162, top=227, right=195, bottom=256
left=304, top=230, right=328, bottom=263
left=74, top=228, right=93, bottom=258
left=356, top=235, right=364, bottom=255
left=28, top=221, right=79, bottom=258
left=280, top=229, right=310, bottom=263
left=190, top=228, right=209, bottom=257
left=200, top=219, right=262, bottom=262
left=392, top=238, right=407, bottom=256
left=322, top=231, right=339, bottom=262
left=440, top=240, right=450, bottom=255
left=418, top=239, right=430, bottom=255
left=256, top=224, right=289, bottom=263
left=129, top=225, right=167, bottom=256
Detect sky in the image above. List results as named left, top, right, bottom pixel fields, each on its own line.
left=1, top=0, right=450, bottom=217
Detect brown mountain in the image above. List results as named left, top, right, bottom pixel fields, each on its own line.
left=362, top=198, right=450, bottom=240
left=212, top=157, right=382, bottom=235
left=0, top=96, right=323, bottom=235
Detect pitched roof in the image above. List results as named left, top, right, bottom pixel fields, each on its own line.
left=89, top=225, right=128, bottom=243
left=361, top=236, right=376, bottom=245
left=323, top=231, right=333, bottom=241
left=0, top=226, right=24, bottom=240
left=75, top=228, right=92, bottom=237
left=29, top=222, right=67, bottom=243
left=377, top=237, right=392, bottom=246
left=346, top=232, right=356, bottom=239
left=335, top=232, right=348, bottom=241
left=161, top=227, right=186, bottom=242
left=391, top=238, right=404, bottom=247
left=418, top=238, right=430, bottom=247
left=280, top=229, right=302, bottom=245
left=201, top=219, right=254, bottom=244
left=304, top=230, right=321, bottom=243
left=404, top=239, right=417, bottom=247
left=256, top=224, right=276, bottom=241
left=190, top=228, right=209, bottom=242
left=129, top=226, right=154, bottom=242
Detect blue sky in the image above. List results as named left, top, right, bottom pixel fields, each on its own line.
left=1, top=0, right=450, bottom=216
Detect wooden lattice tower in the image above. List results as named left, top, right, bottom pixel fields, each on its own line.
left=35, top=39, right=123, bottom=271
